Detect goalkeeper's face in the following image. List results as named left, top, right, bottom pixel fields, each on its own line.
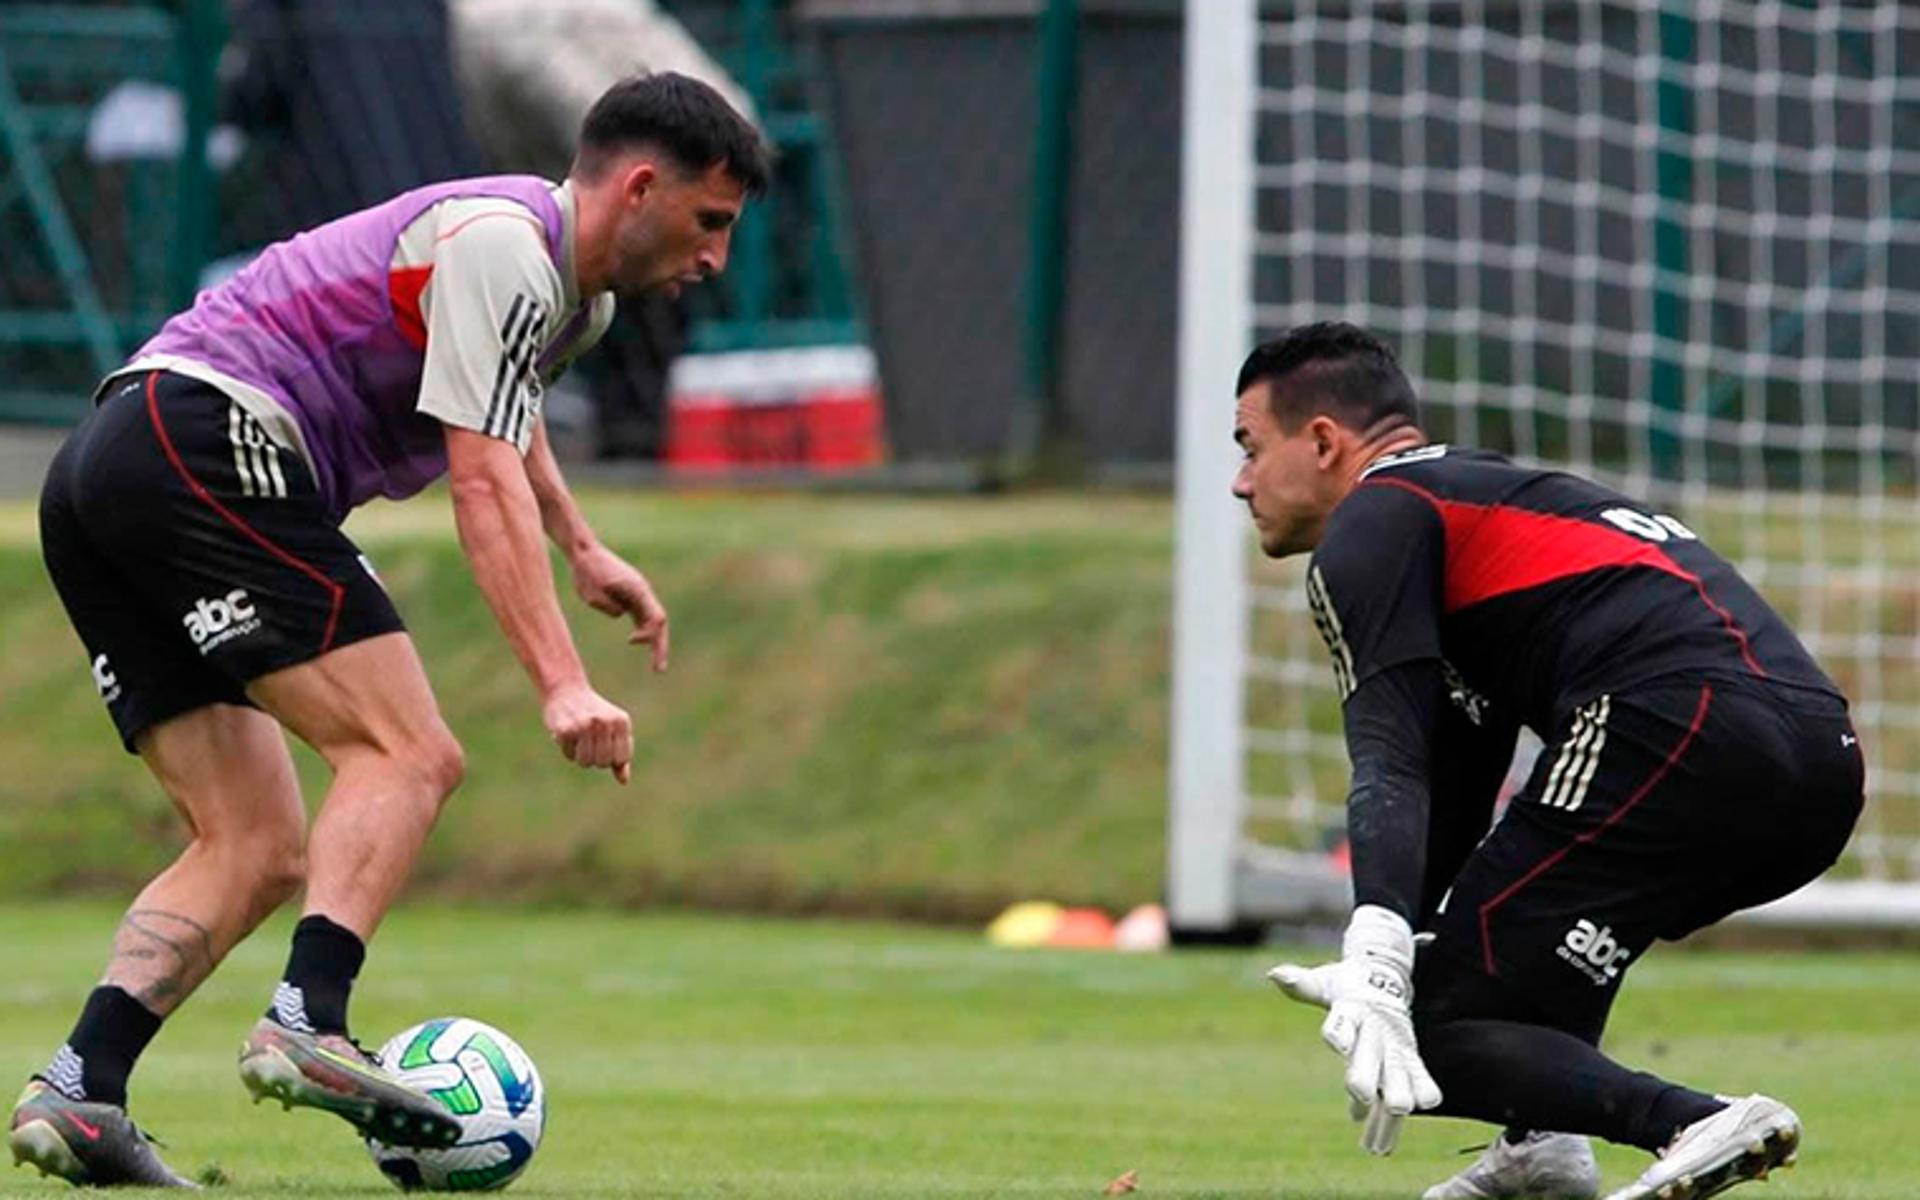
left=1231, top=385, right=1346, bottom=558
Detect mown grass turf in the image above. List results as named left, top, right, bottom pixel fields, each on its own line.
left=2, top=903, right=1917, bottom=1198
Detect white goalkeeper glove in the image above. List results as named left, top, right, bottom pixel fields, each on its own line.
left=1267, top=905, right=1443, bottom=1155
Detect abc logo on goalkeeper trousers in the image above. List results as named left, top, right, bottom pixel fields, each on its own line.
left=1557, top=919, right=1632, bottom=987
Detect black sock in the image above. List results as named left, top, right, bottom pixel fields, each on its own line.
left=1421, top=1017, right=1725, bottom=1152
left=1643, top=1086, right=1729, bottom=1148
left=269, top=915, right=365, bottom=1036
left=40, top=986, right=162, bottom=1107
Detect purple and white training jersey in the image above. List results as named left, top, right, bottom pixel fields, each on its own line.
left=101, top=175, right=615, bottom=521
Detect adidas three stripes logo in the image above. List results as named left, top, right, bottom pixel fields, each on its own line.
left=229, top=404, right=288, bottom=498
left=1306, top=565, right=1356, bottom=701
left=486, top=293, right=547, bottom=444
left=1540, top=695, right=1611, bottom=811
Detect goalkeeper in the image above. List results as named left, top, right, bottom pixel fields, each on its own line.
left=1232, top=323, right=1863, bottom=1200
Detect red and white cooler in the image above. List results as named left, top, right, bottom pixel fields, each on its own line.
left=664, top=344, right=886, bottom=473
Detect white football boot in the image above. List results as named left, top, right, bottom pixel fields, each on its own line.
left=1601, top=1095, right=1799, bottom=1200
left=1423, top=1131, right=1601, bottom=1199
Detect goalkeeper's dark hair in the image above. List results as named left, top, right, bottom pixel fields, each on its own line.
left=1236, top=322, right=1421, bottom=436
left=572, top=72, right=771, bottom=195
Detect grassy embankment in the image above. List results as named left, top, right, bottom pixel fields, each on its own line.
left=0, top=492, right=1176, bottom=918
left=0, top=488, right=1909, bottom=914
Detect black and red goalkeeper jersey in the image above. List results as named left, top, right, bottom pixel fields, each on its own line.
left=1308, top=444, right=1840, bottom=741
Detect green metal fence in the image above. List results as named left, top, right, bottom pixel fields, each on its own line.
left=665, top=0, right=864, bottom=354
left=0, top=0, right=864, bottom=426
left=0, top=3, right=209, bottom=423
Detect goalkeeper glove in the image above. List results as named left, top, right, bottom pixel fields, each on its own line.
left=1267, top=905, right=1443, bottom=1155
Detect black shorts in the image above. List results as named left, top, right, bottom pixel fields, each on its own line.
left=39, top=370, right=405, bottom=751
left=1416, top=676, right=1863, bottom=1043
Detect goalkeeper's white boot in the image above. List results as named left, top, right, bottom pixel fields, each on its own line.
left=1423, top=1131, right=1600, bottom=1199
left=1601, top=1095, right=1799, bottom=1200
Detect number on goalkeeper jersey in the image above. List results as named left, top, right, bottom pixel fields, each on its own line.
left=1598, top=507, right=1698, bottom=544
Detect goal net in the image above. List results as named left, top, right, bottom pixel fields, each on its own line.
left=1170, top=1, right=1919, bottom=933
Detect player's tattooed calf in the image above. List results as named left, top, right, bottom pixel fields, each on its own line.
left=108, top=909, right=217, bottom=1010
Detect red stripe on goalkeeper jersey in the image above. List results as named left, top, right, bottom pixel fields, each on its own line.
left=1362, top=476, right=1765, bottom=675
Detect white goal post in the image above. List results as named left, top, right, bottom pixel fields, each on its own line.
left=1169, top=0, right=1920, bottom=935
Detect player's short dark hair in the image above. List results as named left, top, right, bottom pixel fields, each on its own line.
left=572, top=72, right=771, bottom=195
left=1236, top=322, right=1422, bottom=435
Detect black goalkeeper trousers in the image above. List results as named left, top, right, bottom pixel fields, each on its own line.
left=1412, top=961, right=1722, bottom=1151
left=1408, top=676, right=1863, bottom=1149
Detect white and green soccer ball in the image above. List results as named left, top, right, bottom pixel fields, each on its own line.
left=365, top=1018, right=546, bottom=1192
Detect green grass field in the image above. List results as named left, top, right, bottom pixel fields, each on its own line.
left=2, top=903, right=1917, bottom=1198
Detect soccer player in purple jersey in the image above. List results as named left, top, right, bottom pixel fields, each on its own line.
left=1235, top=324, right=1863, bottom=1200
left=12, top=74, right=768, bottom=1186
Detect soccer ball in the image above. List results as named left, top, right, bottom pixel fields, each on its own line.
left=365, top=1018, right=546, bottom=1191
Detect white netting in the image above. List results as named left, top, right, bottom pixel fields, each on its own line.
left=1240, top=1, right=1919, bottom=885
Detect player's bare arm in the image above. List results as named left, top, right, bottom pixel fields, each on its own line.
left=523, top=418, right=669, bottom=672
left=445, top=425, right=634, bottom=783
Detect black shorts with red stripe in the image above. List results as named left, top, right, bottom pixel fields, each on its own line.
left=1414, top=676, right=1863, bottom=1044
left=39, top=370, right=404, bottom=751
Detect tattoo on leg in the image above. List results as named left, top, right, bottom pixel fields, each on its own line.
left=108, top=910, right=219, bottom=1011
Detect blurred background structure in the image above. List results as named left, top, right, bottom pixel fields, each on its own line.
left=0, top=0, right=1187, bottom=474
left=0, top=0, right=1912, bottom=934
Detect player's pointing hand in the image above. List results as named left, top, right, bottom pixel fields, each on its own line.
left=571, top=544, right=671, bottom=672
